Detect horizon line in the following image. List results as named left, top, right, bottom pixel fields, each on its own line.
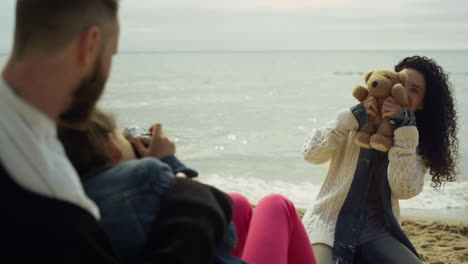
left=117, top=48, right=468, bottom=53
left=1, top=48, right=467, bottom=56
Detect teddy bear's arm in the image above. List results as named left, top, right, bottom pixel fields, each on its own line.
left=352, top=85, right=369, bottom=102
left=391, top=83, right=409, bottom=107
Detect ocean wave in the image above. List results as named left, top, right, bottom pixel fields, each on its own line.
left=200, top=174, right=468, bottom=211
left=200, top=174, right=320, bottom=208
left=400, top=181, right=468, bottom=210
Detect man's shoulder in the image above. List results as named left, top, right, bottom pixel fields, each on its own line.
left=0, top=163, right=94, bottom=223
left=0, top=165, right=118, bottom=262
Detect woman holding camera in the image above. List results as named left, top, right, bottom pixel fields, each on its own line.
left=58, top=109, right=317, bottom=264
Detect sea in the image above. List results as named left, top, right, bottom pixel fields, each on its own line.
left=1, top=50, right=467, bottom=220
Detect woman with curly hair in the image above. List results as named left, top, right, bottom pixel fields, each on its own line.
left=301, top=56, right=458, bottom=264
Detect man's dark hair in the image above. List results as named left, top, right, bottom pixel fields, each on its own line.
left=14, top=0, right=119, bottom=57
left=395, top=56, right=459, bottom=189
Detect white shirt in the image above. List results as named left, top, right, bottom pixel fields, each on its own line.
left=0, top=77, right=100, bottom=219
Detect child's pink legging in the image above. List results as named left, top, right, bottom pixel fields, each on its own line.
left=228, top=193, right=317, bottom=264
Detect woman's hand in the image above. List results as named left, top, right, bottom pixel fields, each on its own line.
left=382, top=97, right=404, bottom=119
left=363, top=96, right=379, bottom=120
left=131, top=123, right=176, bottom=159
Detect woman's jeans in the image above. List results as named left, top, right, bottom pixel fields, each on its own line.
left=313, top=235, right=422, bottom=264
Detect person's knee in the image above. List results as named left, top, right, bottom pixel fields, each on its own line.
left=258, top=194, right=294, bottom=211
left=228, top=193, right=252, bottom=213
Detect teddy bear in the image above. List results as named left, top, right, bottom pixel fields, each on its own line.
left=352, top=69, right=409, bottom=152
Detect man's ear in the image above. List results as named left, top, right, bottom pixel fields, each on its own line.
left=107, top=133, right=123, bottom=161
left=77, top=26, right=102, bottom=69
left=364, top=71, right=373, bottom=83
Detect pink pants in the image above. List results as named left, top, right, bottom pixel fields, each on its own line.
left=228, top=193, right=317, bottom=264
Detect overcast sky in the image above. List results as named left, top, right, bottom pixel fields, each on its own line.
left=1, top=0, right=467, bottom=53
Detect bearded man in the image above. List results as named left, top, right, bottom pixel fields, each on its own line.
left=0, top=1, right=120, bottom=262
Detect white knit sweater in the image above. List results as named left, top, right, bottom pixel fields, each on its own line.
left=301, top=109, right=427, bottom=247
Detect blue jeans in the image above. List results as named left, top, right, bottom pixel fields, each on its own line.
left=84, top=158, right=245, bottom=264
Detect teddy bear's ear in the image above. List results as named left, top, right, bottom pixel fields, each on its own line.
left=364, top=71, right=373, bottom=83
left=398, top=71, right=408, bottom=85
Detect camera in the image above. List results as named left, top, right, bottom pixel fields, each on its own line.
left=123, top=125, right=151, bottom=139
left=123, top=125, right=152, bottom=157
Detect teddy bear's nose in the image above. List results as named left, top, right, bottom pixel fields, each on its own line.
left=372, top=81, right=379, bottom=88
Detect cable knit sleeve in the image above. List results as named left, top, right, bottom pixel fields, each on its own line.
left=303, top=109, right=359, bottom=164
left=387, top=126, right=427, bottom=200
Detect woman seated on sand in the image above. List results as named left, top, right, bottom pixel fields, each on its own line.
left=58, top=108, right=317, bottom=264
left=301, top=56, right=459, bottom=264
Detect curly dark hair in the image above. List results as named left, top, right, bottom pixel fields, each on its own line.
left=395, top=56, right=459, bottom=189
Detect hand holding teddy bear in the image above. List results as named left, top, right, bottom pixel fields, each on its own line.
left=352, top=70, right=409, bottom=152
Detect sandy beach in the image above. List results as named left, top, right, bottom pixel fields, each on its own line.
left=401, top=217, right=468, bottom=264
left=294, top=209, right=468, bottom=263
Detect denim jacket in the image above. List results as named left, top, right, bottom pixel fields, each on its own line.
left=332, top=105, right=420, bottom=263
left=84, top=158, right=246, bottom=264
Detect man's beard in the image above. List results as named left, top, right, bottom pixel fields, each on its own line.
left=59, top=57, right=107, bottom=131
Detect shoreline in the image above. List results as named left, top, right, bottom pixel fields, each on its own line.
left=400, top=214, right=468, bottom=225
left=400, top=208, right=468, bottom=224
left=296, top=207, right=468, bottom=224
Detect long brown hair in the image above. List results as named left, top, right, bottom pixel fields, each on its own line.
left=395, top=56, right=459, bottom=189
left=58, top=108, right=117, bottom=181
